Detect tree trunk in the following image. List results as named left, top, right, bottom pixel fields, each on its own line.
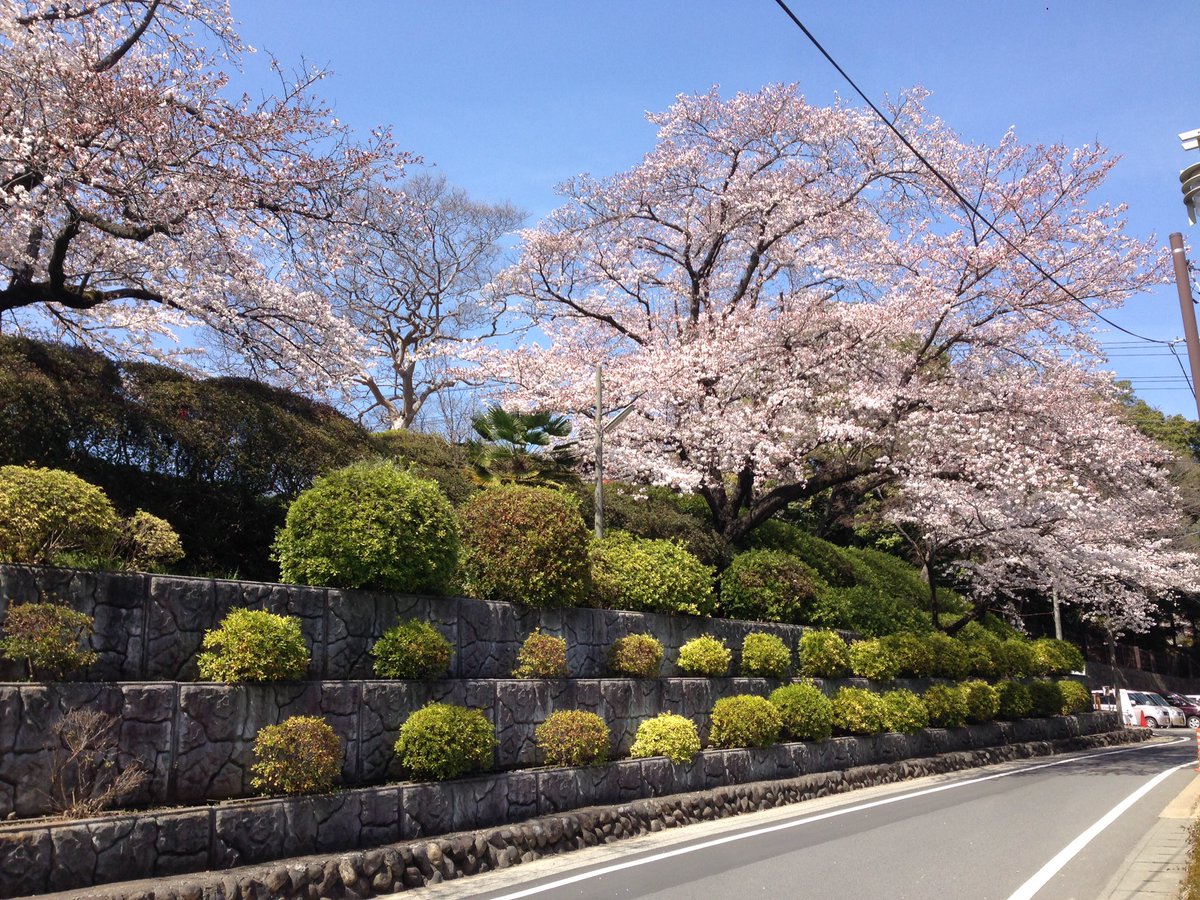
left=922, top=553, right=940, bottom=631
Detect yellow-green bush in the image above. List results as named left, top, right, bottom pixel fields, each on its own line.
left=709, top=695, right=782, bottom=748
left=718, top=549, right=823, bottom=623
left=831, top=687, right=887, bottom=735
left=1028, top=680, right=1064, bottom=717
left=0, top=466, right=120, bottom=565
left=629, top=713, right=701, bottom=764
left=996, top=639, right=1036, bottom=678
left=608, top=633, right=664, bottom=678
left=677, top=635, right=732, bottom=676
left=995, top=680, right=1033, bottom=720
left=394, top=703, right=496, bottom=780
left=458, top=485, right=590, bottom=607
left=881, top=632, right=935, bottom=678
left=196, top=608, right=310, bottom=682
left=925, top=632, right=971, bottom=680
left=1031, top=639, right=1085, bottom=676
left=274, top=460, right=458, bottom=592
left=117, top=510, right=185, bottom=571
left=881, top=689, right=929, bottom=734
left=1058, top=680, right=1092, bottom=715
left=741, top=633, right=791, bottom=678
left=250, top=716, right=343, bottom=795
left=769, top=680, right=833, bottom=742
left=798, top=630, right=851, bottom=678
left=513, top=629, right=568, bottom=678
left=924, top=684, right=968, bottom=728
left=849, top=638, right=900, bottom=681
left=0, top=602, right=97, bottom=681
left=961, top=679, right=1000, bottom=724
left=371, top=619, right=453, bottom=680
left=591, top=531, right=715, bottom=616
left=534, top=710, right=610, bottom=767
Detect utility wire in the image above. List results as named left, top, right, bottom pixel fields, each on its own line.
left=1167, top=341, right=1198, bottom=398
left=770, top=0, right=1175, bottom=347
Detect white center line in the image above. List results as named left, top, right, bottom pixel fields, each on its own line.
left=484, top=738, right=1186, bottom=900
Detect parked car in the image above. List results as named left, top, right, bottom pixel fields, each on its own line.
left=1160, top=692, right=1200, bottom=728
left=1094, top=688, right=1186, bottom=728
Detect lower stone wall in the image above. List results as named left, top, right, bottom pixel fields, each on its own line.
left=0, top=713, right=1127, bottom=899
left=2, top=675, right=953, bottom=818
left=0, top=564, right=828, bottom=683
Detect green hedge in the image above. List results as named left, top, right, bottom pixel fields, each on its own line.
left=591, top=531, right=715, bottom=616
left=719, top=549, right=823, bottom=624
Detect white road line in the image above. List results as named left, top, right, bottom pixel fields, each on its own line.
left=1005, top=758, right=1193, bottom=900
left=485, top=738, right=1187, bottom=900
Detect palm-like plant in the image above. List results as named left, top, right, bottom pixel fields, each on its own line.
left=468, top=408, right=578, bottom=486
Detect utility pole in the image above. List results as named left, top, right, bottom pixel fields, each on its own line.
left=1169, top=233, right=1200, bottom=421
left=594, top=364, right=604, bottom=539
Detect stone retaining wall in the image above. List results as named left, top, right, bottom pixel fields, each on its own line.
left=0, top=565, right=822, bottom=683
left=0, top=675, right=954, bottom=819
left=0, top=712, right=1124, bottom=899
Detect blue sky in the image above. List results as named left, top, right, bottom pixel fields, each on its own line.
left=230, top=1, right=1198, bottom=414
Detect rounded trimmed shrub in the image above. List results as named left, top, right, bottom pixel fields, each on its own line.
left=832, top=687, right=888, bottom=735
left=197, top=609, right=310, bottom=682
left=591, top=531, right=715, bottom=616
left=925, top=632, right=971, bottom=681
left=881, top=633, right=935, bottom=679
left=118, top=510, right=185, bottom=571
left=881, top=689, right=929, bottom=734
left=274, top=460, right=459, bottom=592
left=1031, top=639, right=1085, bottom=676
left=608, top=633, right=663, bottom=678
left=629, top=713, right=701, bottom=764
left=996, top=639, right=1036, bottom=678
left=534, top=710, right=611, bottom=767
left=741, top=633, right=792, bottom=678
left=798, top=630, right=851, bottom=678
left=394, top=703, right=497, bottom=781
left=924, top=684, right=968, bottom=728
left=0, top=602, right=98, bottom=681
left=849, top=638, right=900, bottom=682
left=458, top=485, right=590, bottom=607
left=1028, top=680, right=1064, bottom=718
left=1058, top=680, right=1092, bottom=715
left=250, top=716, right=343, bottom=795
left=718, top=549, right=823, bottom=623
left=769, top=680, right=834, bottom=742
left=961, top=680, right=1000, bottom=724
left=513, top=629, right=568, bottom=679
left=0, top=465, right=120, bottom=565
left=677, top=635, right=732, bottom=676
left=709, top=695, right=783, bottom=748
left=963, top=635, right=1002, bottom=679
left=995, top=680, right=1033, bottom=720
left=371, top=620, right=453, bottom=680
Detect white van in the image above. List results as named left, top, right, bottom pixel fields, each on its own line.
left=1094, top=687, right=1185, bottom=728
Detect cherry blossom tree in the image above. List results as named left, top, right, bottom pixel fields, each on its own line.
left=477, top=84, right=1168, bottom=558
left=0, top=0, right=407, bottom=385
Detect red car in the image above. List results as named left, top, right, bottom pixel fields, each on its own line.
left=1161, top=692, right=1200, bottom=729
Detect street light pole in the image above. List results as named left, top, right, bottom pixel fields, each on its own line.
left=594, top=364, right=604, bottom=539
left=1169, top=233, right=1200, bottom=421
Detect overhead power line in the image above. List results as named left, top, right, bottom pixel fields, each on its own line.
left=769, top=0, right=1174, bottom=348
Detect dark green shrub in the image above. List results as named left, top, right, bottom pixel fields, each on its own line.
left=709, top=695, right=783, bottom=748
left=371, top=620, right=453, bottom=679
left=769, top=681, right=834, bottom=742
left=534, top=710, right=610, bottom=767
left=513, top=629, right=568, bottom=678
left=798, top=630, right=851, bottom=678
left=924, top=684, right=968, bottom=728
left=197, top=609, right=310, bottom=682
left=629, top=713, right=701, bottom=764
left=1031, top=639, right=1085, bottom=676
left=274, top=460, right=459, bottom=592
left=250, top=716, right=343, bottom=795
left=741, top=633, right=791, bottom=678
left=394, top=703, right=496, bottom=780
left=749, top=522, right=860, bottom=587
left=591, top=531, right=715, bottom=616
left=0, top=466, right=120, bottom=565
left=962, top=634, right=1002, bottom=679
left=1028, top=680, right=1064, bottom=717
left=369, top=429, right=476, bottom=506
left=1058, top=680, right=1092, bottom=715
left=718, top=549, right=823, bottom=623
left=881, top=689, right=929, bottom=734
left=995, top=681, right=1033, bottom=720
left=925, top=632, right=971, bottom=681
left=831, top=687, right=888, bottom=735
left=845, top=547, right=928, bottom=608
left=0, top=602, right=98, bottom=681
left=996, top=639, right=1036, bottom=678
left=961, top=680, right=1000, bottom=724
left=849, top=638, right=900, bottom=682
left=809, top=585, right=930, bottom=637
left=881, top=633, right=935, bottom=678
left=677, top=635, right=732, bottom=676
left=608, top=633, right=663, bottom=678
left=458, top=485, right=590, bottom=607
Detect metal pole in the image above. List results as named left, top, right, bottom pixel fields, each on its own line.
left=594, top=364, right=604, bottom=539
left=1052, top=587, right=1062, bottom=641
left=1170, top=233, right=1200, bottom=420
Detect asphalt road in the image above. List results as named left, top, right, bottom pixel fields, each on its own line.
left=408, top=735, right=1198, bottom=900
